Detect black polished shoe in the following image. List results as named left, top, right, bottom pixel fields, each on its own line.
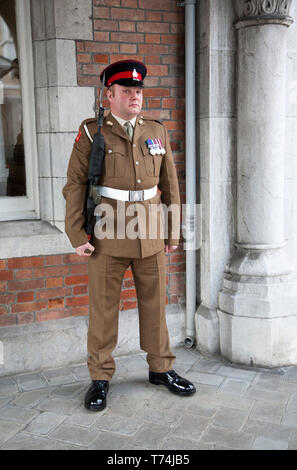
left=84, top=380, right=109, bottom=411
left=149, top=370, right=196, bottom=396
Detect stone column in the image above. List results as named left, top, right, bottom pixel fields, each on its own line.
left=218, top=0, right=297, bottom=367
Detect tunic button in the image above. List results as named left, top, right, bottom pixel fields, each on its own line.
left=137, top=179, right=141, bottom=183
left=133, top=144, right=136, bottom=148
left=135, top=161, right=139, bottom=165
left=108, top=149, right=112, bottom=154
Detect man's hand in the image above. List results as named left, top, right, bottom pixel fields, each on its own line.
left=165, top=245, right=178, bottom=254
left=75, top=242, right=95, bottom=257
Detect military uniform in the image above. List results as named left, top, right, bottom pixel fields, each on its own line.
left=62, top=59, right=182, bottom=383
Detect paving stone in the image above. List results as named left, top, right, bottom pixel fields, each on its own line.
left=0, top=419, right=24, bottom=446
left=70, top=364, right=90, bottom=381
left=65, top=407, right=107, bottom=427
left=283, top=367, right=297, bottom=384
left=42, top=367, right=77, bottom=386
left=111, top=375, right=155, bottom=398
left=216, top=365, right=257, bottom=381
left=286, top=394, right=297, bottom=413
left=2, top=431, right=85, bottom=450
left=37, top=397, right=81, bottom=415
left=200, top=425, right=254, bottom=450
left=117, top=354, right=147, bottom=372
left=89, top=430, right=129, bottom=450
left=185, top=370, right=225, bottom=387
left=252, top=373, right=297, bottom=394
left=51, top=382, right=85, bottom=398
left=251, top=436, right=288, bottom=450
left=0, top=397, right=12, bottom=408
left=95, top=411, right=143, bottom=436
left=190, top=359, right=221, bottom=374
left=14, top=373, right=48, bottom=392
left=218, top=378, right=250, bottom=396
left=200, top=393, right=254, bottom=412
left=249, top=401, right=286, bottom=424
left=170, top=413, right=210, bottom=441
left=281, top=412, right=297, bottom=428
left=242, top=419, right=294, bottom=442
left=288, top=430, right=297, bottom=450
left=136, top=404, right=183, bottom=427
left=0, top=377, right=19, bottom=396
left=127, top=423, right=171, bottom=449
left=161, top=436, right=213, bottom=450
left=244, top=387, right=290, bottom=405
left=0, top=405, right=39, bottom=424
left=184, top=400, right=217, bottom=418
left=25, top=411, right=66, bottom=435
left=173, top=348, right=204, bottom=366
left=211, top=406, right=249, bottom=431
left=11, top=389, right=51, bottom=408
left=50, top=423, right=99, bottom=447
left=105, top=394, right=144, bottom=417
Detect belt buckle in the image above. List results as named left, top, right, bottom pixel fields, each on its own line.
left=129, top=190, right=144, bottom=202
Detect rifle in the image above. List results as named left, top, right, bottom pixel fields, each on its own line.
left=83, top=73, right=105, bottom=249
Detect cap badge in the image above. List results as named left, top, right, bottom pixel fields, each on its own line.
left=132, top=68, right=140, bottom=80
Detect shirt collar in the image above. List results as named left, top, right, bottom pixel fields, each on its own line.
left=111, top=112, right=136, bottom=129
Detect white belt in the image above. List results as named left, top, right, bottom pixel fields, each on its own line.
left=98, top=185, right=158, bottom=202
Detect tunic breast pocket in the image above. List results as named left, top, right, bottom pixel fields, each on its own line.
left=141, top=143, right=163, bottom=177
left=104, top=145, right=126, bottom=177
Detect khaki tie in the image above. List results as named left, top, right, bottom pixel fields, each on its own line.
left=124, top=121, right=134, bottom=140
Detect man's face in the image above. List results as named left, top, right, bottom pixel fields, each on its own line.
left=106, top=84, right=143, bottom=120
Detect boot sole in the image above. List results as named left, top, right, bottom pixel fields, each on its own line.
left=84, top=400, right=107, bottom=412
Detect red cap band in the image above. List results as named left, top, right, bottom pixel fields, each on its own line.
left=107, top=70, right=142, bottom=87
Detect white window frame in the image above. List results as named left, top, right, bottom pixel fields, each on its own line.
left=0, top=0, right=39, bottom=221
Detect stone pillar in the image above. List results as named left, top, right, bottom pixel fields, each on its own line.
left=218, top=0, right=297, bottom=367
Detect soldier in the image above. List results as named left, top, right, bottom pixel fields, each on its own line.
left=62, top=60, right=196, bottom=412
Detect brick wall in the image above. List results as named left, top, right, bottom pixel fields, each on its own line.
left=0, top=0, right=186, bottom=328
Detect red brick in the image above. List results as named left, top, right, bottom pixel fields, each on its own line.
left=120, top=289, right=136, bottom=299
left=0, top=293, right=15, bottom=304
left=170, top=23, right=185, bottom=34
left=36, top=309, right=71, bottom=322
left=139, top=0, right=173, bottom=10
left=65, top=275, right=88, bottom=286
left=163, top=98, right=176, bottom=108
left=162, top=55, right=184, bottom=65
left=63, top=254, right=89, bottom=265
left=0, top=315, right=16, bottom=326
left=137, top=22, right=169, bottom=34
left=84, top=42, right=120, bottom=53
left=78, top=76, right=101, bottom=87
left=148, top=98, right=161, bottom=108
left=110, top=32, right=144, bottom=43
left=45, top=255, right=63, bottom=266
left=169, top=254, right=185, bottom=264
left=76, top=42, right=85, bottom=52
left=34, top=266, right=69, bottom=279
left=36, top=287, right=71, bottom=300
left=119, top=44, right=137, bottom=53
left=162, top=11, right=184, bottom=23
left=17, top=292, right=34, bottom=303
left=161, top=34, right=184, bottom=45
left=121, top=0, right=138, bottom=7
left=46, top=277, right=63, bottom=288
left=0, top=305, right=8, bottom=315
left=70, top=264, right=88, bottom=275
left=0, top=270, right=13, bottom=281
left=0, top=281, right=6, bottom=293
left=66, top=296, right=89, bottom=307
left=0, top=260, right=7, bottom=270
left=71, top=306, right=89, bottom=316
left=163, top=121, right=183, bottom=131
left=11, top=301, right=47, bottom=314
left=146, top=54, right=161, bottom=64
left=119, top=21, right=135, bottom=32
left=82, top=64, right=104, bottom=75
left=138, top=44, right=169, bottom=55
left=8, top=279, right=45, bottom=292
left=14, top=269, right=33, bottom=280
left=145, top=35, right=161, bottom=44
left=143, top=88, right=170, bottom=97
left=8, top=256, right=44, bottom=269
left=94, top=0, right=120, bottom=5
left=123, top=300, right=137, bottom=310
left=93, top=32, right=110, bottom=42
left=73, top=285, right=88, bottom=295
left=171, top=109, right=185, bottom=120
left=167, top=263, right=186, bottom=273
left=93, top=54, right=109, bottom=64
left=17, top=313, right=35, bottom=325
left=94, top=19, right=118, bottom=31
left=93, top=6, right=110, bottom=18
left=48, top=298, right=65, bottom=309
left=145, top=11, right=162, bottom=21
left=110, top=8, right=145, bottom=20
left=77, top=53, right=91, bottom=63
left=110, top=54, right=143, bottom=63
left=147, top=65, right=168, bottom=76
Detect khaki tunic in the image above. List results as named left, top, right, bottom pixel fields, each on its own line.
left=62, top=112, right=181, bottom=259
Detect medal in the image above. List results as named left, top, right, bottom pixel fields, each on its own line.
left=145, top=138, right=166, bottom=156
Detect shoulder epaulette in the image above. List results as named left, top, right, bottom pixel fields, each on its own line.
left=81, top=117, right=96, bottom=143
left=141, top=115, right=163, bottom=125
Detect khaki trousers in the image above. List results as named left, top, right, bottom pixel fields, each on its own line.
left=87, top=249, right=176, bottom=380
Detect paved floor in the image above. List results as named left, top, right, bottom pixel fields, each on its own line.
left=0, top=347, right=297, bottom=450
